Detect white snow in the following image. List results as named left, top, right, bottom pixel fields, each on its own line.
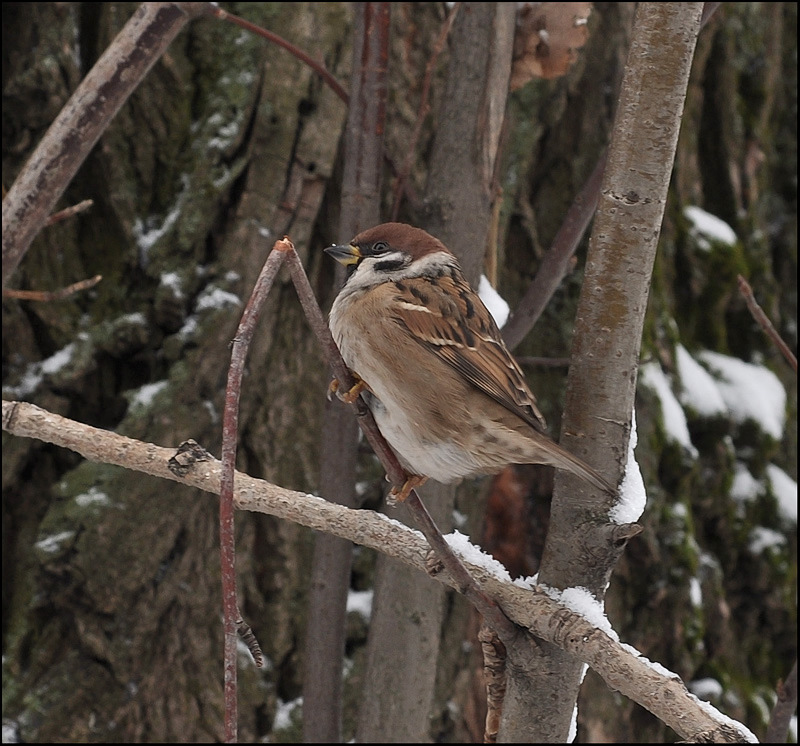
left=698, top=351, right=786, bottom=439
left=478, top=275, right=510, bottom=328
left=568, top=704, right=578, bottom=743
left=160, top=272, right=185, bottom=298
left=675, top=345, right=727, bottom=417
left=748, top=526, right=786, bottom=554
left=75, top=487, right=110, bottom=508
left=35, top=530, right=76, bottom=554
left=610, top=409, right=647, bottom=524
left=346, top=589, right=373, bottom=620
left=542, top=584, right=617, bottom=639
left=729, top=462, right=762, bottom=504
left=689, top=577, right=703, bottom=608
left=127, top=380, right=168, bottom=409
left=446, top=530, right=512, bottom=583
left=196, top=286, right=241, bottom=311
left=766, top=464, right=797, bottom=523
left=691, top=696, right=759, bottom=743
left=684, top=206, right=738, bottom=250
left=2, top=721, right=20, bottom=744
left=177, top=315, right=198, bottom=341
left=134, top=204, right=182, bottom=263
left=4, top=340, right=79, bottom=398
left=273, top=697, right=302, bottom=731
left=639, top=362, right=698, bottom=457
left=689, top=677, right=723, bottom=701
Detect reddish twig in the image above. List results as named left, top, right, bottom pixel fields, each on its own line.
left=390, top=2, right=461, bottom=221
left=3, top=274, right=102, bottom=301
left=210, top=6, right=349, bottom=104
left=220, top=235, right=290, bottom=743
left=302, top=6, right=389, bottom=739
left=283, top=246, right=518, bottom=644
left=46, top=198, right=94, bottom=226
left=737, top=275, right=797, bottom=373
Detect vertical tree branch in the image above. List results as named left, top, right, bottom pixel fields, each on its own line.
left=500, top=4, right=705, bottom=742
left=302, top=4, right=390, bottom=742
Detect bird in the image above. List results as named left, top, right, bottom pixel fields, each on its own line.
left=325, top=222, right=616, bottom=499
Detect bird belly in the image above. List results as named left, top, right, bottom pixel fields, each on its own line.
left=365, top=391, right=477, bottom=483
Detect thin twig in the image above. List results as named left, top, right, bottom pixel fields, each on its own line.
left=3, top=274, right=102, bottom=301
left=390, top=2, right=461, bottom=221
left=737, top=275, right=797, bottom=373
left=479, top=623, right=508, bottom=744
left=220, top=235, right=290, bottom=743
left=45, top=198, right=94, bottom=225
left=764, top=659, right=798, bottom=743
left=210, top=6, right=349, bottom=104
left=502, top=153, right=607, bottom=350
left=283, top=246, right=517, bottom=643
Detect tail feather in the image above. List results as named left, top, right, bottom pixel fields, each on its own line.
left=541, top=440, right=617, bottom=496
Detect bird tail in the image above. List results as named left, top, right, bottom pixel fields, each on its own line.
left=541, top=440, right=617, bottom=496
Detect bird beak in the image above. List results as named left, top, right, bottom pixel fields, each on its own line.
left=324, top=243, right=361, bottom=266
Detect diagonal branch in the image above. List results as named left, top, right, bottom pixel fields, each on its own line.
left=210, top=6, right=349, bottom=104
left=1, top=2, right=209, bottom=288
left=502, top=153, right=606, bottom=350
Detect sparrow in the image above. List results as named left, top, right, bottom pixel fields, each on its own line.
left=325, top=222, right=616, bottom=498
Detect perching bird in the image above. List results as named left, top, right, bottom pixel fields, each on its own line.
left=325, top=222, right=616, bottom=498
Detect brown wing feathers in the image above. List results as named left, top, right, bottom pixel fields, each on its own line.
left=390, top=272, right=548, bottom=433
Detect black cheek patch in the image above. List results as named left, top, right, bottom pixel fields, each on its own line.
left=374, top=259, right=408, bottom=272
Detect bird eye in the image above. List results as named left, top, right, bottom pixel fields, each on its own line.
left=372, top=241, right=389, bottom=254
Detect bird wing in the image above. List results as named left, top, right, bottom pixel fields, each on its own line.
left=388, top=271, right=548, bottom=432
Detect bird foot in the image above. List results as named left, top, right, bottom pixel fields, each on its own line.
left=387, top=474, right=428, bottom=504
left=328, top=376, right=366, bottom=404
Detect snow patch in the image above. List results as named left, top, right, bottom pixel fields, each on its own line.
left=766, top=464, right=797, bottom=523
left=676, top=345, right=727, bottom=417
left=478, top=275, right=510, bottom=328
left=639, top=363, right=698, bottom=457
left=610, top=409, right=646, bottom=524
left=698, top=351, right=785, bottom=439
left=684, top=206, right=738, bottom=250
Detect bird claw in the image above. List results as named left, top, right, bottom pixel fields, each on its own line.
left=387, top=474, right=428, bottom=505
left=328, top=376, right=366, bottom=404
